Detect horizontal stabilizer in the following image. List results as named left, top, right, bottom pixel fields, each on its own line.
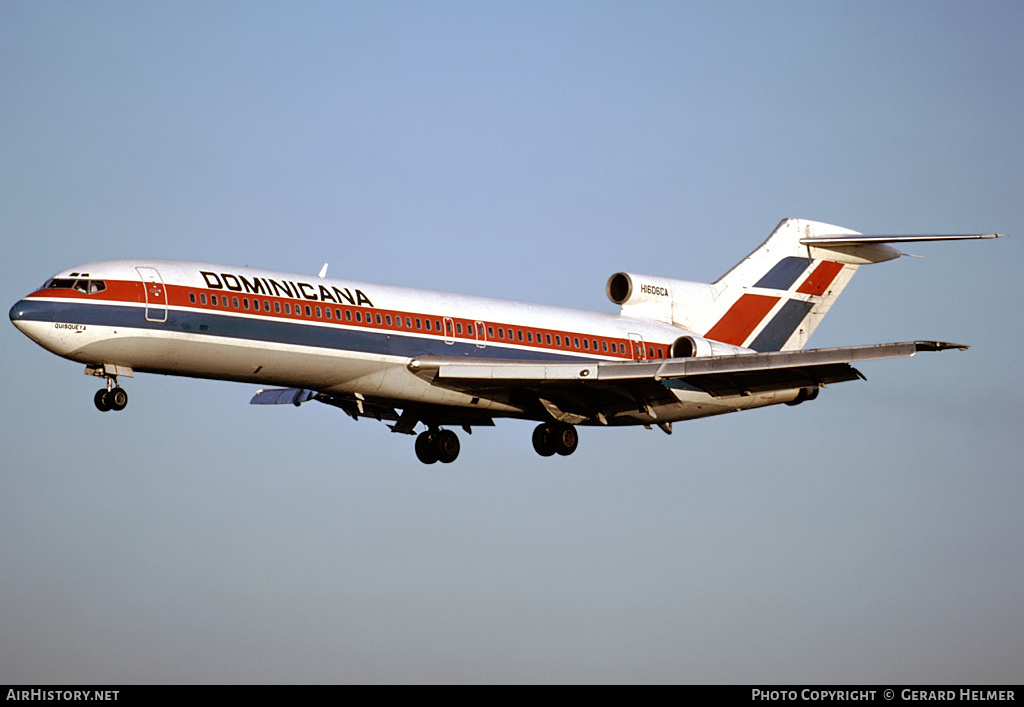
left=250, top=388, right=316, bottom=406
left=801, top=233, right=1005, bottom=246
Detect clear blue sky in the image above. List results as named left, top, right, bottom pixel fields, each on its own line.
left=2, top=0, right=1021, bottom=683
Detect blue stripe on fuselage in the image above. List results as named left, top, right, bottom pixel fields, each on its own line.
left=12, top=298, right=600, bottom=363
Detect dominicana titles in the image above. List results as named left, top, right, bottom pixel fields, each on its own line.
left=200, top=270, right=374, bottom=308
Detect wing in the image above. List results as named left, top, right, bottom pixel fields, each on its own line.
left=406, top=341, right=966, bottom=423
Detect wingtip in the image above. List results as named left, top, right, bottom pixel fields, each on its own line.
left=914, top=341, right=969, bottom=352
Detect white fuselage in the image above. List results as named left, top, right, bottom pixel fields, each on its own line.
left=10, top=259, right=800, bottom=425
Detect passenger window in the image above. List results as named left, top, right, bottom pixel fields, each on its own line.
left=315, top=306, right=322, bottom=318
left=555, top=335, right=561, bottom=346
left=467, top=324, right=474, bottom=336
left=601, top=341, right=607, bottom=352
left=405, top=317, right=412, bottom=328
left=376, top=314, right=382, bottom=325
left=517, top=330, right=523, bottom=341
left=304, top=305, right=311, bottom=316
left=545, top=334, right=552, bottom=345
left=232, top=297, right=240, bottom=309
left=345, top=310, right=352, bottom=321
left=415, top=318, right=422, bottom=329
left=574, top=337, right=580, bottom=348
left=385, top=315, right=392, bottom=326
left=425, top=319, right=431, bottom=331
left=274, top=302, right=281, bottom=313
left=189, top=292, right=196, bottom=304
left=526, top=331, right=533, bottom=342
left=488, top=326, right=494, bottom=337
left=456, top=323, right=462, bottom=335
left=243, top=298, right=250, bottom=310
left=200, top=293, right=208, bottom=305
left=211, top=294, right=218, bottom=306
left=264, top=300, right=270, bottom=310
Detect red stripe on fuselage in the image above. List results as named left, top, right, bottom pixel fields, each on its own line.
left=28, top=279, right=672, bottom=360
left=703, top=294, right=780, bottom=346
left=796, top=261, right=844, bottom=296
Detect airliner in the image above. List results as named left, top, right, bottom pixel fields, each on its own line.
left=9, top=218, right=1003, bottom=464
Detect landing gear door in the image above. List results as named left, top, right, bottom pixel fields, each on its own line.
left=136, top=266, right=168, bottom=322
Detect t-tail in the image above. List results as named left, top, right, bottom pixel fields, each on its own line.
left=607, top=218, right=1004, bottom=352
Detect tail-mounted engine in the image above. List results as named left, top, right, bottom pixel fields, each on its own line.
left=669, top=335, right=753, bottom=358
left=606, top=272, right=721, bottom=331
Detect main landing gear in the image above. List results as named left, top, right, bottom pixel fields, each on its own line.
left=94, top=379, right=128, bottom=412
left=532, top=421, right=579, bottom=457
left=415, top=428, right=461, bottom=464
left=411, top=422, right=580, bottom=464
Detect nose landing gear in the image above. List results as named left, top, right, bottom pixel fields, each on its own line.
left=94, top=378, right=128, bottom=412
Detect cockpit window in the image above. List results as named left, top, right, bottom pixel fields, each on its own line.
left=46, top=278, right=106, bottom=294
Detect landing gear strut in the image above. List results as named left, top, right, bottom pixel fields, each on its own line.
left=415, top=428, right=460, bottom=464
left=94, top=377, right=128, bottom=412
left=532, top=421, right=579, bottom=457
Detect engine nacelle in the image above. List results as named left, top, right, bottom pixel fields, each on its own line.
left=606, top=272, right=720, bottom=327
left=670, top=335, right=753, bottom=358
left=785, top=386, right=820, bottom=406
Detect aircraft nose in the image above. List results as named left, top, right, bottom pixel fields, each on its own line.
left=9, top=300, right=29, bottom=333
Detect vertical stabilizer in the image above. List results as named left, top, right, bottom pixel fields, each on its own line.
left=697, top=218, right=872, bottom=351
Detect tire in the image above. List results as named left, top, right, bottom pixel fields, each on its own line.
left=532, top=423, right=556, bottom=457
left=434, top=429, right=460, bottom=464
left=94, top=389, right=111, bottom=412
left=415, top=431, right=439, bottom=464
left=108, top=387, right=128, bottom=411
left=553, top=423, right=578, bottom=456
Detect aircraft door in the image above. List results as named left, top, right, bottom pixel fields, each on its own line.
left=443, top=317, right=455, bottom=345
left=628, top=333, right=647, bottom=361
left=136, top=266, right=168, bottom=322
left=475, top=320, right=487, bottom=348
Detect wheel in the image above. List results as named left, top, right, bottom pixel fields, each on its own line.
left=434, top=429, right=460, bottom=464
left=553, top=423, right=578, bottom=456
left=108, top=387, right=128, bottom=411
left=94, top=389, right=111, bottom=412
left=415, top=431, right=439, bottom=464
left=532, top=423, right=556, bottom=457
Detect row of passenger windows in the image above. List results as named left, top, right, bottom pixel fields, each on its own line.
left=186, top=290, right=662, bottom=357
